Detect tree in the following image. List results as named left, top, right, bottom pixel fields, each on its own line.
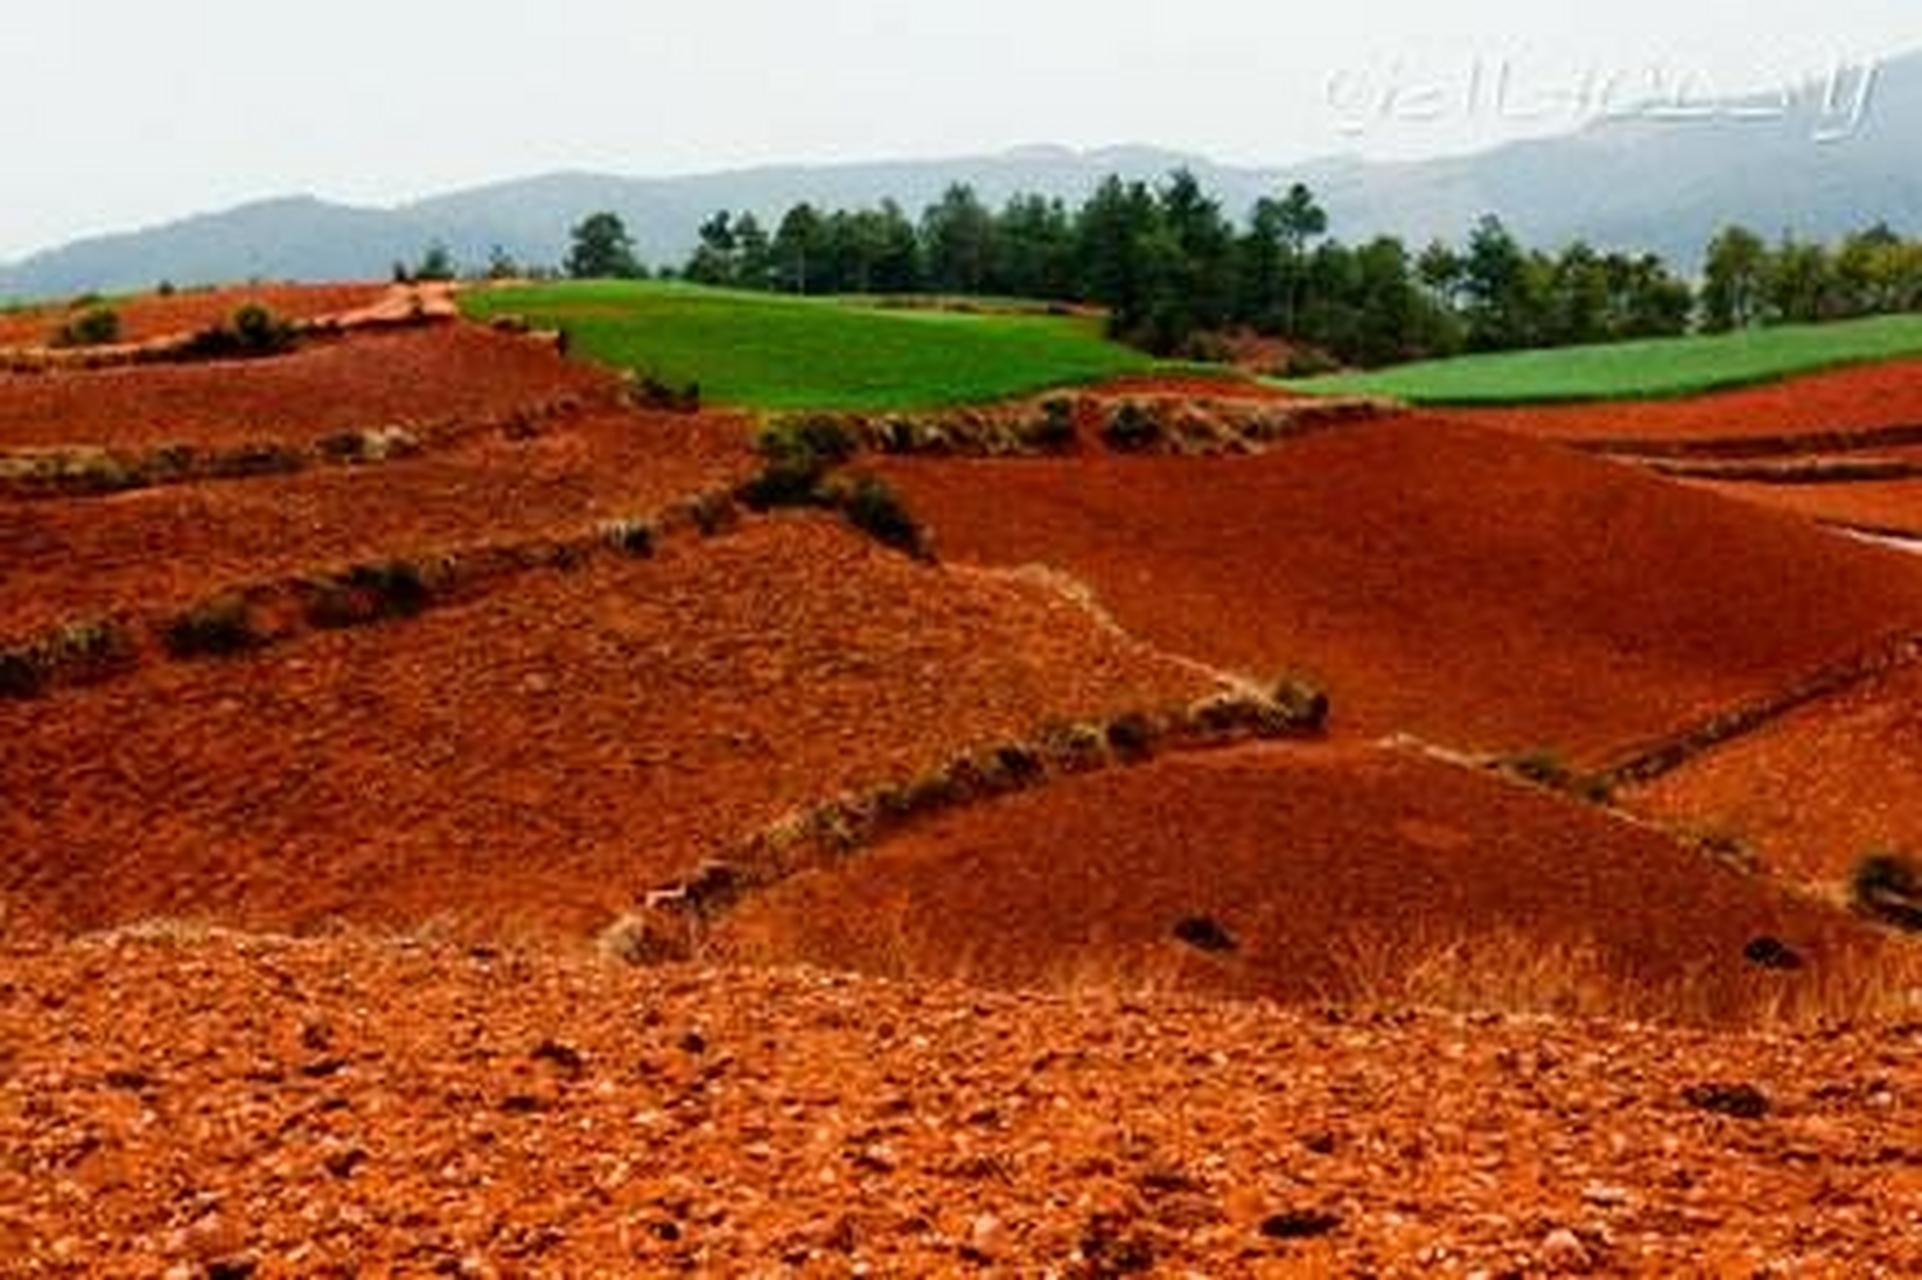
left=412, top=241, right=457, bottom=283
left=1699, top=225, right=1768, bottom=332
left=921, top=184, right=997, bottom=295
left=733, top=213, right=775, bottom=291
left=566, top=211, right=643, bottom=280
left=684, top=211, right=739, bottom=286
left=1545, top=242, right=1611, bottom=346
left=1074, top=176, right=1158, bottom=326
left=485, top=244, right=521, bottom=281
left=995, top=194, right=1075, bottom=300
left=1156, top=168, right=1237, bottom=334
left=772, top=203, right=826, bottom=293
left=1459, top=215, right=1540, bottom=351
left=1766, top=236, right=1832, bottom=324
left=1269, top=183, right=1327, bottom=335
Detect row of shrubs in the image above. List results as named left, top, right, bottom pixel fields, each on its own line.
left=1, top=484, right=742, bottom=697
left=739, top=678, right=1330, bottom=876
left=0, top=386, right=595, bottom=501
left=748, top=396, right=1390, bottom=471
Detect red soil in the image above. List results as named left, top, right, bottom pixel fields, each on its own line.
left=8, top=934, right=1916, bottom=1276
left=0, top=518, right=1211, bottom=941
left=0, top=283, right=387, bottom=348
left=1455, top=358, right=1922, bottom=446
left=878, top=415, right=1922, bottom=761
left=1632, top=658, right=1922, bottom=887
left=0, top=323, right=616, bottom=452
left=1686, top=476, right=1922, bottom=537
left=717, top=744, right=1882, bottom=1019
left=0, top=409, right=751, bottom=641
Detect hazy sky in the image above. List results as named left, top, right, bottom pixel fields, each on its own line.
left=3, top=1, right=1915, bottom=259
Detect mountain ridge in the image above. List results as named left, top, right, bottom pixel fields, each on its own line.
left=4, top=51, right=1918, bottom=299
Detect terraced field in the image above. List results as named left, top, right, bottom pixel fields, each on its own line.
left=6, top=282, right=1920, bottom=1274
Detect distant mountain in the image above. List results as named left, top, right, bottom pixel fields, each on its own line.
left=5, top=52, right=1919, bottom=299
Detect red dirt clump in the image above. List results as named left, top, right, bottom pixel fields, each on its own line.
left=1632, top=658, right=1922, bottom=888
left=716, top=743, right=1885, bottom=1020
left=879, top=414, right=1922, bottom=761
left=1454, top=358, right=1922, bottom=446
left=0, top=283, right=387, bottom=348
left=6, top=932, right=1916, bottom=1274
left=0, top=518, right=1211, bottom=941
left=0, top=409, right=751, bottom=641
left=0, top=322, right=616, bottom=451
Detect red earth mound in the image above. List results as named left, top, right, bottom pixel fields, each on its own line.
left=0, top=283, right=387, bottom=348
left=1631, top=658, right=1922, bottom=888
left=0, top=517, right=1211, bottom=941
left=7, top=934, right=1917, bottom=1275
left=877, top=414, right=1922, bottom=761
left=1454, top=358, right=1922, bottom=447
left=715, top=743, right=1885, bottom=1020
left=0, top=409, right=751, bottom=642
left=0, top=322, right=616, bottom=451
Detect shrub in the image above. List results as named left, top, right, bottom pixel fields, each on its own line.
left=1024, top=397, right=1078, bottom=451
left=1105, top=710, right=1160, bottom=760
left=1851, top=851, right=1922, bottom=931
left=1101, top=401, right=1162, bottom=452
left=306, top=561, right=433, bottom=630
left=164, top=594, right=263, bottom=658
left=1271, top=677, right=1331, bottom=734
left=231, top=303, right=294, bottom=353
left=758, top=416, right=857, bottom=469
left=52, top=305, right=122, bottom=348
left=839, top=475, right=928, bottom=559
left=1040, top=720, right=1110, bottom=772
left=182, top=304, right=296, bottom=359
left=739, top=458, right=827, bottom=511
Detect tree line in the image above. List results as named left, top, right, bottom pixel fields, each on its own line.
left=538, top=173, right=1922, bottom=370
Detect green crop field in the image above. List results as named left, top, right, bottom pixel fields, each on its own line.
left=461, top=281, right=1154, bottom=412
left=1287, top=313, right=1922, bottom=405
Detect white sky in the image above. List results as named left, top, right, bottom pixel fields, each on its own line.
left=2, top=1, right=1915, bottom=259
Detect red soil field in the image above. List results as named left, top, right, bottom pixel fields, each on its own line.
left=0, top=283, right=387, bottom=348
left=1454, top=358, right=1922, bottom=446
left=0, top=322, right=616, bottom=451
left=8, top=935, right=1916, bottom=1275
left=1632, top=658, right=1922, bottom=887
left=0, top=409, right=752, bottom=641
left=0, top=518, right=1211, bottom=941
left=717, top=744, right=1882, bottom=1019
left=1686, top=476, right=1922, bottom=537
left=877, top=415, right=1922, bottom=761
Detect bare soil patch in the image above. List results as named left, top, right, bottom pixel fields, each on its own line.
left=717, top=743, right=1887, bottom=1021
left=879, top=414, right=1922, bottom=761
